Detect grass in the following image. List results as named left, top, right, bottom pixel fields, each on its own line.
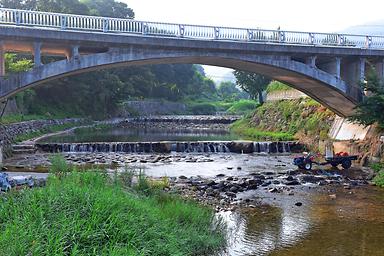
left=0, top=113, right=51, bottom=124
left=0, top=158, right=225, bottom=255
left=226, top=99, right=259, bottom=114
left=230, top=118, right=295, bottom=141
left=266, top=81, right=291, bottom=93
left=370, top=162, right=384, bottom=187
left=14, top=122, right=84, bottom=143
left=0, top=113, right=82, bottom=125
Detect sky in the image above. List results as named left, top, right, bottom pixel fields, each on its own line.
left=122, top=0, right=384, bottom=82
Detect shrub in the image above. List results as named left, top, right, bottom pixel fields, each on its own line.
left=226, top=100, right=259, bottom=114
left=188, top=103, right=217, bottom=115
left=373, top=171, right=384, bottom=187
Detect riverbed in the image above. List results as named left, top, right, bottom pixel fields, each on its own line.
left=3, top=118, right=384, bottom=256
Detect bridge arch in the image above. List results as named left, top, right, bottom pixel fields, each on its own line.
left=0, top=47, right=362, bottom=117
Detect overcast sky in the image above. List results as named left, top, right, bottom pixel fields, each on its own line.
left=123, top=0, right=384, bottom=81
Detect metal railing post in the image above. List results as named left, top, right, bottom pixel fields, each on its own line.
left=309, top=33, right=315, bottom=44
left=214, top=27, right=220, bottom=39
left=103, top=18, right=108, bottom=32
left=142, top=22, right=148, bottom=35
left=366, top=36, right=372, bottom=48
left=60, top=15, right=67, bottom=30
left=15, top=10, right=20, bottom=25
left=179, top=24, right=184, bottom=37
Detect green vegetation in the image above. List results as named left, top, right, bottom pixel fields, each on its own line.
left=233, top=70, right=271, bottom=103
left=231, top=118, right=295, bottom=141
left=226, top=100, right=259, bottom=114
left=373, top=171, right=384, bottom=187
left=349, top=70, right=384, bottom=128
left=230, top=98, right=334, bottom=142
left=266, top=81, right=291, bottom=93
left=14, top=122, right=85, bottom=142
left=0, top=158, right=225, bottom=255
left=187, top=102, right=217, bottom=115
left=0, top=0, right=231, bottom=119
left=370, top=162, right=384, bottom=187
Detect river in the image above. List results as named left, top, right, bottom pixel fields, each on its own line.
left=4, top=118, right=384, bottom=256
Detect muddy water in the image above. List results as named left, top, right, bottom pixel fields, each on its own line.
left=219, top=186, right=384, bottom=256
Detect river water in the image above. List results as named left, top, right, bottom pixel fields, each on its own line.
left=7, top=122, right=384, bottom=256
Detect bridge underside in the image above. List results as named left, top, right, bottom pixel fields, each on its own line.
left=0, top=47, right=361, bottom=117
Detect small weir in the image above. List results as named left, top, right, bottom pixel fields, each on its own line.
left=35, top=141, right=301, bottom=154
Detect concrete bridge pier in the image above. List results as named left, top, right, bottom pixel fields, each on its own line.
left=0, top=41, right=5, bottom=77
left=340, top=58, right=366, bottom=88
left=374, top=59, right=384, bottom=81
left=33, top=42, right=42, bottom=67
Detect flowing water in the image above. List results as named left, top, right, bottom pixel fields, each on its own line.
left=9, top=122, right=384, bottom=256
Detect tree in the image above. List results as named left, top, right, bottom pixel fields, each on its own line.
left=218, top=81, right=241, bottom=100
left=233, top=70, right=271, bottom=103
left=81, top=0, right=134, bottom=18
left=349, top=70, right=384, bottom=128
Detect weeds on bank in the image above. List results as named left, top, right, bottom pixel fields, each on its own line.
left=370, top=162, right=384, bottom=187
left=0, top=156, right=225, bottom=255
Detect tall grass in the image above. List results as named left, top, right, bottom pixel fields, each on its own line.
left=0, top=163, right=224, bottom=255
left=230, top=118, right=295, bottom=141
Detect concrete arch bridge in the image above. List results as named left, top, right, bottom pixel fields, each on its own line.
left=1, top=8, right=384, bottom=116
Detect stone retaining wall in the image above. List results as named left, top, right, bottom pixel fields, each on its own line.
left=0, top=118, right=81, bottom=161
left=266, top=89, right=307, bottom=101
left=119, top=101, right=187, bottom=116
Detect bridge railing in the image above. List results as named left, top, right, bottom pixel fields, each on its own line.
left=1, top=8, right=384, bottom=49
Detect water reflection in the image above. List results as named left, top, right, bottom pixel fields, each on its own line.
left=218, top=187, right=384, bottom=256
left=39, top=127, right=241, bottom=143
left=218, top=199, right=312, bottom=255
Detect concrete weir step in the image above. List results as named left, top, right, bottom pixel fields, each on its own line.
left=12, top=144, right=36, bottom=154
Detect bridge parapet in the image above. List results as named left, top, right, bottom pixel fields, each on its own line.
left=1, top=8, right=384, bottom=49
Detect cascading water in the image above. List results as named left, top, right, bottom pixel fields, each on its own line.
left=36, top=141, right=297, bottom=154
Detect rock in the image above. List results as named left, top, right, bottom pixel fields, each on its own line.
left=206, top=180, right=216, bottom=186
left=237, top=167, right=242, bottom=170
left=272, top=180, right=280, bottom=184
left=216, top=174, right=225, bottom=177
left=284, top=180, right=300, bottom=186
left=226, top=176, right=234, bottom=181
left=261, top=181, right=271, bottom=187
left=225, top=192, right=237, bottom=198
left=229, top=186, right=238, bottom=193
left=343, top=184, right=351, bottom=190
left=295, top=202, right=303, bottom=206
left=318, top=180, right=327, bottom=186
left=178, top=175, right=188, bottom=180
left=300, top=175, right=324, bottom=183
left=286, top=175, right=294, bottom=181
left=269, top=187, right=279, bottom=193
left=329, top=194, right=337, bottom=200
left=247, top=184, right=258, bottom=190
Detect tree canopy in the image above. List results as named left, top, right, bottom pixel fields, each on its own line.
left=349, top=70, right=384, bottom=128
left=233, top=70, right=271, bottom=103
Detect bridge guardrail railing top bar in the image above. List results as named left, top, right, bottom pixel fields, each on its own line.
left=0, top=8, right=384, bottom=50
